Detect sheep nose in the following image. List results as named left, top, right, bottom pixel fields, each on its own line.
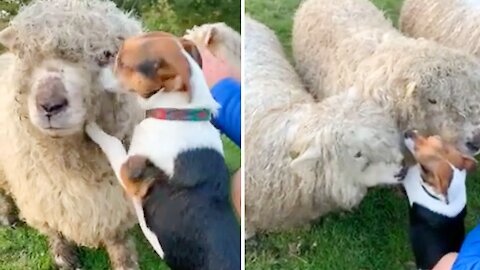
left=39, top=98, right=68, bottom=115
left=466, top=132, right=480, bottom=154
left=36, top=77, right=68, bottom=116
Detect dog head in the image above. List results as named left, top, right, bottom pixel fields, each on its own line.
left=404, top=130, right=477, bottom=203
left=110, top=32, right=202, bottom=101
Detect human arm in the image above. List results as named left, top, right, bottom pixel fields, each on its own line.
left=210, top=78, right=241, bottom=147
left=200, top=46, right=241, bottom=147
left=451, top=224, right=480, bottom=270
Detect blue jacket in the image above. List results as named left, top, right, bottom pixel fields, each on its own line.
left=453, top=223, right=480, bottom=269
left=210, top=78, right=241, bottom=147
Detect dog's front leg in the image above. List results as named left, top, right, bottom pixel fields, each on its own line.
left=86, top=122, right=127, bottom=181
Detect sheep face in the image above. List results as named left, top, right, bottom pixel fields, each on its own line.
left=398, top=66, right=480, bottom=156
left=0, top=0, right=144, bottom=138
left=290, top=97, right=405, bottom=188
left=27, top=58, right=97, bottom=137
left=415, top=89, right=480, bottom=156
left=340, top=125, right=406, bottom=186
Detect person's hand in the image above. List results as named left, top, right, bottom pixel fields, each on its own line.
left=433, top=252, right=458, bottom=270
left=199, top=47, right=240, bottom=89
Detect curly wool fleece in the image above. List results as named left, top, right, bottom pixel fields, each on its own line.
left=8, top=0, right=142, bottom=64
left=0, top=0, right=144, bottom=248
left=245, top=16, right=402, bottom=236
left=292, top=0, right=480, bottom=147
left=400, top=0, right=480, bottom=58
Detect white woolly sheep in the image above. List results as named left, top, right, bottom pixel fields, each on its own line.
left=400, top=0, right=480, bottom=58
left=184, top=22, right=241, bottom=76
left=292, top=0, right=480, bottom=156
left=245, top=16, right=405, bottom=237
left=0, top=0, right=144, bottom=269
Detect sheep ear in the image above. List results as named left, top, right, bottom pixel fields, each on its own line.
left=99, top=67, right=122, bottom=93
left=289, top=144, right=321, bottom=179
left=0, top=27, right=16, bottom=50
left=405, top=81, right=417, bottom=98
left=204, top=26, right=217, bottom=45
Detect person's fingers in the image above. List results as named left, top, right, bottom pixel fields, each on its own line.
left=199, top=47, right=236, bottom=88
left=433, top=252, right=458, bottom=270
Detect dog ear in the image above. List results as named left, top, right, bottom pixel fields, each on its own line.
left=431, top=159, right=454, bottom=196
left=0, top=27, right=16, bottom=51
left=462, top=155, right=477, bottom=172
left=204, top=26, right=217, bottom=45
left=443, top=143, right=478, bottom=172
left=179, top=38, right=202, bottom=68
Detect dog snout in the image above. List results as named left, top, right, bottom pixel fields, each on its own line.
left=36, top=77, right=68, bottom=117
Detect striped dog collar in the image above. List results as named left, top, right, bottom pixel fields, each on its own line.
left=146, top=108, right=212, bottom=121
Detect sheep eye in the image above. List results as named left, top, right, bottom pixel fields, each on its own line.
left=428, top=98, right=437, bottom=104
left=95, top=51, right=116, bottom=67
left=354, top=151, right=362, bottom=158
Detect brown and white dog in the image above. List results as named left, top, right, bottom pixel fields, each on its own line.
left=403, top=130, right=477, bottom=270
left=86, top=32, right=240, bottom=270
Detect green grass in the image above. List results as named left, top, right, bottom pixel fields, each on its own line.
left=0, top=137, right=239, bottom=269
left=245, top=0, right=480, bottom=269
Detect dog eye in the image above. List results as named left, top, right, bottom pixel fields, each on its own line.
left=354, top=151, right=362, bottom=158
left=154, top=59, right=164, bottom=69
left=428, top=98, right=437, bottom=104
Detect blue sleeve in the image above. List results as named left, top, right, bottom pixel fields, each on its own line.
left=210, top=78, right=241, bottom=147
left=453, top=223, right=480, bottom=270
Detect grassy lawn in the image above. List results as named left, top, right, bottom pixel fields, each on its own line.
left=0, top=137, right=239, bottom=270
left=245, top=0, right=480, bottom=269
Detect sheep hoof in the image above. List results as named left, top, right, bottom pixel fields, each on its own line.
left=113, top=267, right=137, bottom=270
left=104, top=234, right=139, bottom=270
left=0, top=214, right=18, bottom=227
left=0, top=193, right=18, bottom=227
left=49, top=234, right=80, bottom=270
